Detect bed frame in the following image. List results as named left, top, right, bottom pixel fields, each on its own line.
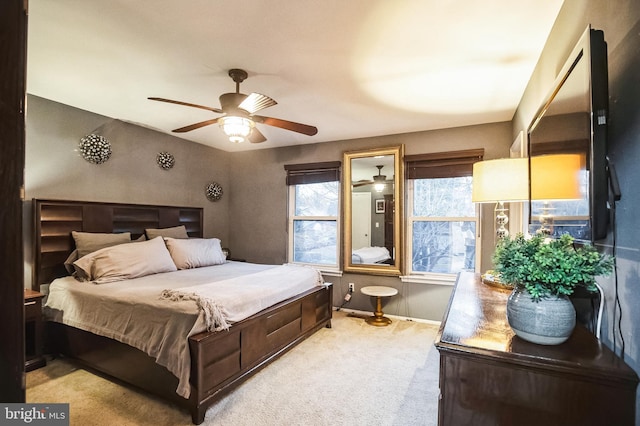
left=34, top=199, right=333, bottom=424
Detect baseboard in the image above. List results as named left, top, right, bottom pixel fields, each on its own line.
left=334, top=307, right=441, bottom=327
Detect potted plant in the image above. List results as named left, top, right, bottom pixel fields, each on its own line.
left=492, top=233, right=614, bottom=345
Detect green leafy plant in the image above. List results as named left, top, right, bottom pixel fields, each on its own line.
left=492, top=233, right=614, bottom=301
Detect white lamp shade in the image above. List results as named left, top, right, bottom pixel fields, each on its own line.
left=530, top=154, right=582, bottom=200
left=219, top=116, right=254, bottom=143
left=472, top=158, right=529, bottom=203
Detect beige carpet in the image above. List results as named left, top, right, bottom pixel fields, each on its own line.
left=27, top=311, right=440, bottom=426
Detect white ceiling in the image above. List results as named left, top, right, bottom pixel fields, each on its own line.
left=27, top=0, right=564, bottom=153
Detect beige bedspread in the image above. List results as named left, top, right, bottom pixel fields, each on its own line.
left=43, top=262, right=323, bottom=398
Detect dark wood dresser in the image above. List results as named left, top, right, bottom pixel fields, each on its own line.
left=435, top=272, right=638, bottom=426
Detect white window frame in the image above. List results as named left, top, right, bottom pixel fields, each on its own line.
left=404, top=178, right=479, bottom=283
left=287, top=182, right=341, bottom=274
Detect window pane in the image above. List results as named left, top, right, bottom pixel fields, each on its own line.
left=293, top=220, right=337, bottom=264
left=412, top=221, right=475, bottom=273
left=529, top=220, right=591, bottom=240
left=295, top=182, right=339, bottom=216
left=413, top=177, right=475, bottom=217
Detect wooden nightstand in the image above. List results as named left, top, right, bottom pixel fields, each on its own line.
left=24, top=289, right=46, bottom=371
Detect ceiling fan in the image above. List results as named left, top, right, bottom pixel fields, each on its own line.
left=148, top=69, right=318, bottom=144
left=353, top=165, right=394, bottom=189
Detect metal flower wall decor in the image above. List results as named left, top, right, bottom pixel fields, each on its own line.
left=79, top=134, right=112, bottom=164
left=205, top=182, right=223, bottom=201
left=156, top=151, right=175, bottom=170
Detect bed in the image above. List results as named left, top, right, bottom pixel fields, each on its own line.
left=351, top=246, right=391, bottom=264
left=33, top=199, right=333, bottom=424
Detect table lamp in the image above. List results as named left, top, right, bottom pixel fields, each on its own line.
left=530, top=153, right=583, bottom=235
left=472, top=158, right=529, bottom=240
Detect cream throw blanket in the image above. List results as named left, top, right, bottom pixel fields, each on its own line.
left=45, top=262, right=323, bottom=399
left=160, top=264, right=324, bottom=332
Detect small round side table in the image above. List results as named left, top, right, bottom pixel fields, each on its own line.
left=360, top=285, right=398, bottom=326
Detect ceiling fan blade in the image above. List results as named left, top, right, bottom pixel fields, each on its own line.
left=353, top=180, right=374, bottom=188
left=172, top=118, right=221, bottom=133
left=238, top=93, right=277, bottom=114
left=148, top=97, right=222, bottom=113
left=248, top=128, right=267, bottom=143
left=254, top=115, right=318, bottom=136
left=219, top=92, right=247, bottom=110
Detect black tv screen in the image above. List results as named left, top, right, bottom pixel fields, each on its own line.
left=527, top=26, right=609, bottom=242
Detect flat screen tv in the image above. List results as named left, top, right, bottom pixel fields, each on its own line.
left=527, top=26, right=609, bottom=242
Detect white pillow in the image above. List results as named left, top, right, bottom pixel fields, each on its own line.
left=164, top=237, right=227, bottom=269
left=74, top=236, right=177, bottom=284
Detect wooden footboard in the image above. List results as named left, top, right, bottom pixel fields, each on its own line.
left=47, top=284, right=332, bottom=424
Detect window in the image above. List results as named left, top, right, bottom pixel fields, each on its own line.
left=406, top=150, right=483, bottom=276
left=285, top=162, right=340, bottom=269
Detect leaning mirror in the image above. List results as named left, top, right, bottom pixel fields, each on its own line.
left=343, top=146, right=404, bottom=275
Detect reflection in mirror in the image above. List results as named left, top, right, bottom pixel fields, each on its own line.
left=343, top=146, right=403, bottom=275
left=528, top=27, right=609, bottom=242
left=351, top=158, right=394, bottom=263
left=528, top=56, right=590, bottom=238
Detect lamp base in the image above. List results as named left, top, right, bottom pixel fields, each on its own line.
left=536, top=201, right=555, bottom=236
left=495, top=201, right=509, bottom=240
left=481, top=270, right=514, bottom=290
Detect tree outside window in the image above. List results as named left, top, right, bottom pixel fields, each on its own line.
left=289, top=181, right=339, bottom=266
left=409, top=177, right=477, bottom=274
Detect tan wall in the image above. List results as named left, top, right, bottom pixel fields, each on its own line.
left=24, top=95, right=232, bottom=287
left=25, top=98, right=513, bottom=322
left=227, top=122, right=512, bottom=320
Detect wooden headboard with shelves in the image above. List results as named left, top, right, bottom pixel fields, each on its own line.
left=33, top=199, right=203, bottom=290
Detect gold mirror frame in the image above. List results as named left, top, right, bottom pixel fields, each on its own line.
left=343, top=145, right=404, bottom=275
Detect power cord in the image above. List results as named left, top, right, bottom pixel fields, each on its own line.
left=611, top=198, right=625, bottom=358
left=336, top=284, right=354, bottom=311
left=594, top=281, right=604, bottom=339
left=606, top=156, right=624, bottom=358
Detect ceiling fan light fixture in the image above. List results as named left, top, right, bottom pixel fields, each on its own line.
left=219, top=116, right=254, bottom=143
left=373, top=165, right=386, bottom=192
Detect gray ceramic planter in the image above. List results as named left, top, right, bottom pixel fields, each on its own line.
left=506, top=285, right=576, bottom=345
